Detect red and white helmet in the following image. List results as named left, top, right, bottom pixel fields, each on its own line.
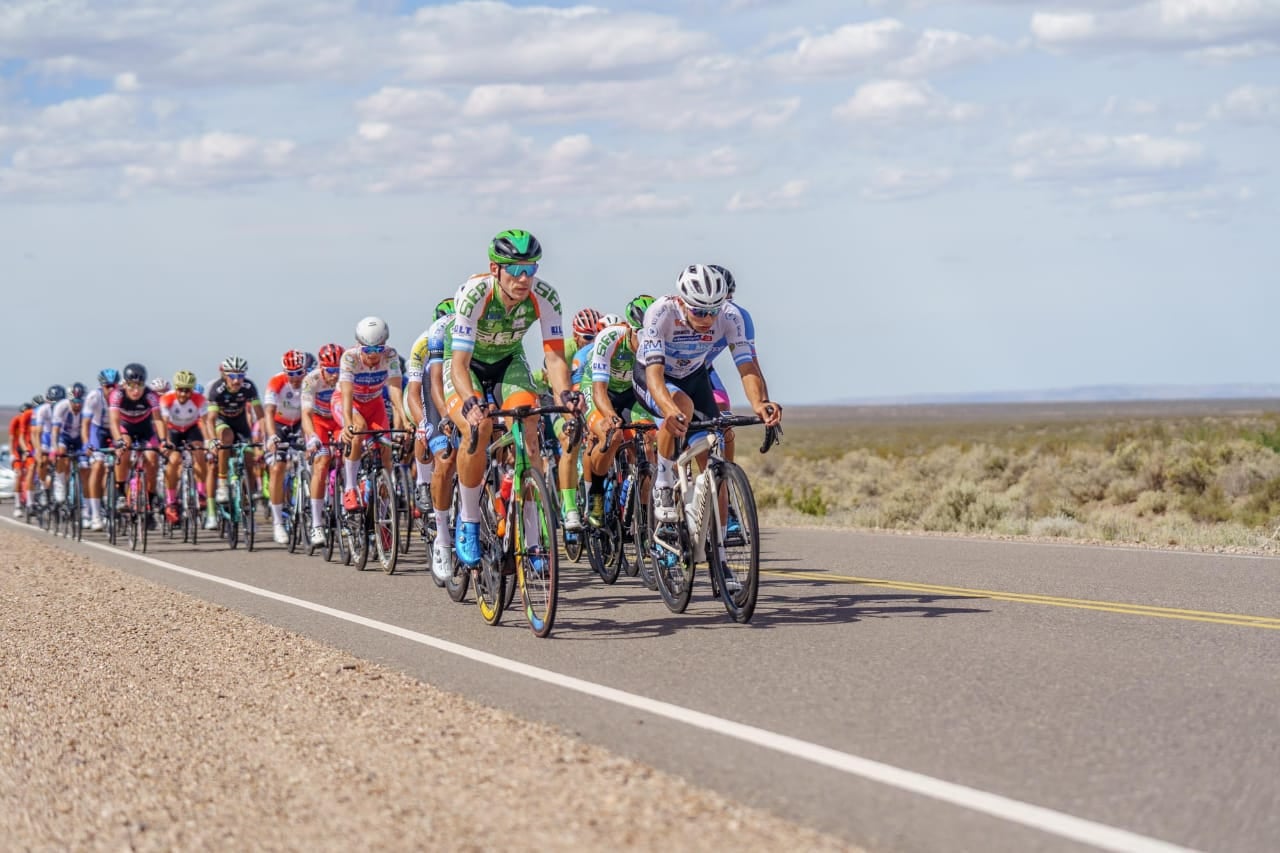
left=572, top=308, right=603, bottom=337
left=318, top=343, right=344, bottom=368
left=281, top=350, right=307, bottom=371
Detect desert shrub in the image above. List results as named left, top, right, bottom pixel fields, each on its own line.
left=792, top=486, right=828, bottom=517
left=1181, top=484, right=1231, bottom=523
left=1031, top=514, right=1083, bottom=537
left=1134, top=490, right=1169, bottom=517
left=1106, top=477, right=1143, bottom=504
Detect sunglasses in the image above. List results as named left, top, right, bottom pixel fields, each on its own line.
left=286, top=368, right=307, bottom=378
left=323, top=366, right=340, bottom=375
left=687, top=305, right=720, bottom=319
left=176, top=388, right=193, bottom=394
left=501, top=263, right=538, bottom=278
left=360, top=345, right=385, bottom=355
left=124, top=380, right=144, bottom=389
left=224, top=372, right=245, bottom=380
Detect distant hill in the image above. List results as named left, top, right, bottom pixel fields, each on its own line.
left=828, top=384, right=1280, bottom=406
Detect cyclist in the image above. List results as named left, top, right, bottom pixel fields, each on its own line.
left=205, top=355, right=265, bottom=531
left=634, top=264, right=782, bottom=524
left=81, top=369, right=119, bottom=530
left=553, top=307, right=602, bottom=531
left=263, top=350, right=308, bottom=544
left=48, top=383, right=87, bottom=505
left=149, top=377, right=171, bottom=397
left=300, top=343, right=344, bottom=547
left=582, top=299, right=656, bottom=527
left=405, top=297, right=459, bottom=581
left=108, top=363, right=169, bottom=528
left=9, top=402, right=33, bottom=518
left=445, top=228, right=581, bottom=568
left=338, top=317, right=406, bottom=512
left=160, top=370, right=211, bottom=526
left=29, top=390, right=56, bottom=502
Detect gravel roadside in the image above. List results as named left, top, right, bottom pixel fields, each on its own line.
left=0, top=527, right=855, bottom=852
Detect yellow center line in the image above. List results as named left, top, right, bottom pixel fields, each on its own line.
left=763, top=570, right=1280, bottom=630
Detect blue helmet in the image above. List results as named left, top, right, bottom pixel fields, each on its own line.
left=194, top=383, right=205, bottom=395
left=98, top=368, right=120, bottom=386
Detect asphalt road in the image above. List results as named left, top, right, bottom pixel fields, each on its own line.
left=6, top=516, right=1278, bottom=853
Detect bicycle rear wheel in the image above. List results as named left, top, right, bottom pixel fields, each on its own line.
left=710, top=462, right=760, bottom=623
left=652, top=488, right=694, bottom=614
left=105, top=474, right=118, bottom=546
left=515, top=468, right=559, bottom=637
left=473, top=481, right=506, bottom=625
left=69, top=469, right=83, bottom=541
left=586, top=483, right=621, bottom=586
left=632, top=470, right=657, bottom=591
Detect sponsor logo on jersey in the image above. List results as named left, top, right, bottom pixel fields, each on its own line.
left=551, top=325, right=562, bottom=336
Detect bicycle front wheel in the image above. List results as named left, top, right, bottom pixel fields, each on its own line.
left=240, top=473, right=256, bottom=552
left=632, top=470, right=658, bottom=591
left=515, top=467, right=559, bottom=638
left=69, top=470, right=83, bottom=542
left=372, top=468, right=399, bottom=573
left=444, top=479, right=470, bottom=603
left=473, top=480, right=506, bottom=626
left=710, top=462, right=761, bottom=623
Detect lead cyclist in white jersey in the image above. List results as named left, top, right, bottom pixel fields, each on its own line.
left=633, top=264, right=782, bottom=523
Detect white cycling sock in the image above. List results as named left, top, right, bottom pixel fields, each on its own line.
left=655, top=456, right=675, bottom=488
left=344, top=459, right=359, bottom=489
left=415, top=460, right=433, bottom=485
left=271, top=503, right=284, bottom=525
left=459, top=482, right=482, bottom=524
left=311, top=499, right=324, bottom=527
left=434, top=510, right=452, bottom=544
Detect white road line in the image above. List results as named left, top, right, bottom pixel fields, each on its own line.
left=3, top=517, right=1199, bottom=853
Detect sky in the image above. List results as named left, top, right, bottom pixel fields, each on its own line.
left=1, top=0, right=1278, bottom=406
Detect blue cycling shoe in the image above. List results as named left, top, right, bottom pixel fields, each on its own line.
left=455, top=521, right=482, bottom=567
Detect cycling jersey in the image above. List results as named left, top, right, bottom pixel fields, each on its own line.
left=206, top=378, right=261, bottom=419
left=338, top=348, right=401, bottom=403
left=31, top=401, right=54, bottom=448
left=14, top=410, right=33, bottom=456
left=706, top=301, right=757, bottom=364
left=637, top=296, right=753, bottom=379
left=108, top=387, right=161, bottom=426
left=83, top=387, right=111, bottom=429
left=50, top=400, right=82, bottom=437
left=160, top=390, right=208, bottom=431
left=447, top=273, right=565, bottom=363
left=8, top=414, right=26, bottom=458
left=264, top=373, right=303, bottom=425
left=300, top=369, right=339, bottom=420
left=589, top=324, right=637, bottom=393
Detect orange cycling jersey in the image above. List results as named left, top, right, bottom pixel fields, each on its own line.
left=12, top=410, right=33, bottom=454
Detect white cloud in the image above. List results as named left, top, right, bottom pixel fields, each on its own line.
left=39, top=93, right=135, bottom=131
left=398, top=3, right=710, bottom=83
left=862, top=166, right=953, bottom=201
left=769, top=19, right=1006, bottom=78
left=124, top=132, right=296, bottom=190
left=1209, top=85, right=1280, bottom=123
left=833, top=80, right=980, bottom=124
left=596, top=193, right=693, bottom=217
left=1032, top=0, right=1280, bottom=54
left=726, top=179, right=808, bottom=213
left=1011, top=129, right=1206, bottom=182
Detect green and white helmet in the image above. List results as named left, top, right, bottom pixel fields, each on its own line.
left=488, top=229, right=542, bottom=264
left=625, top=295, right=656, bottom=329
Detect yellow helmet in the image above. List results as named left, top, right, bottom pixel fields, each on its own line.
left=173, top=370, right=198, bottom=390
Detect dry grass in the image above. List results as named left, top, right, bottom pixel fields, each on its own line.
left=736, top=403, right=1280, bottom=552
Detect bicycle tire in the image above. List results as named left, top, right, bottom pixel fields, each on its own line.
left=184, top=467, right=200, bottom=546
left=710, top=462, right=761, bottom=623
left=240, top=473, right=256, bottom=552
left=515, top=467, right=559, bottom=637
left=394, top=464, right=414, bottom=556
left=652, top=485, right=694, bottom=613
left=632, top=470, right=658, bottom=591
left=474, top=481, right=505, bottom=625
left=444, top=478, right=470, bottom=602
left=373, top=468, right=398, bottom=574
left=351, top=487, right=370, bottom=571
left=70, top=469, right=83, bottom=541
left=105, top=474, right=118, bottom=546
left=586, top=512, right=621, bottom=585
left=563, top=476, right=586, bottom=563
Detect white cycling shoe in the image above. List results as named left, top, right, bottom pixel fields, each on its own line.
left=272, top=523, right=288, bottom=545
left=431, top=538, right=453, bottom=585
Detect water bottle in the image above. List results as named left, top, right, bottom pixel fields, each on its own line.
left=619, top=476, right=632, bottom=512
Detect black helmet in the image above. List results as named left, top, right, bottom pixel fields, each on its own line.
left=20, top=402, right=31, bottom=412
left=69, top=382, right=87, bottom=401
left=122, top=363, right=148, bottom=384
left=46, top=384, right=67, bottom=403
left=31, top=394, right=44, bottom=406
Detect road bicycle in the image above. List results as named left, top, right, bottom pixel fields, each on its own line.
left=120, top=445, right=163, bottom=553
left=340, top=429, right=410, bottom=574
left=454, top=401, right=576, bottom=638
left=587, top=421, right=659, bottom=586
left=314, top=441, right=350, bottom=564
left=98, top=447, right=119, bottom=546
left=171, top=444, right=205, bottom=545
left=50, top=450, right=85, bottom=541
left=648, top=414, right=780, bottom=623
left=213, top=441, right=261, bottom=551
left=270, top=439, right=310, bottom=554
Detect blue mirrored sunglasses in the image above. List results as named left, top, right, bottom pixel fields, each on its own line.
left=687, top=305, right=720, bottom=318
left=360, top=345, right=386, bottom=355
left=286, top=368, right=307, bottom=377
left=224, top=372, right=245, bottom=380
left=502, top=262, right=538, bottom=278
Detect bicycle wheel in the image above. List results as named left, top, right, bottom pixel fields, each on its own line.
left=105, top=474, right=118, bottom=546
left=351, top=478, right=370, bottom=571
left=126, top=479, right=141, bottom=552
left=586, top=503, right=621, bottom=586
left=444, top=478, right=470, bottom=602
left=69, top=469, right=83, bottom=541
left=139, top=482, right=151, bottom=555
left=288, top=463, right=307, bottom=554
left=393, top=464, right=414, bottom=556
left=709, top=462, right=761, bottom=623
left=652, top=488, right=694, bottom=614
left=515, top=468, right=559, bottom=637
left=473, top=481, right=505, bottom=625
left=632, top=470, right=658, bottom=591
left=372, top=468, right=398, bottom=573
left=240, top=473, right=256, bottom=552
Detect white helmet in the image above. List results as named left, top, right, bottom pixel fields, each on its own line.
left=149, top=377, right=170, bottom=394
left=355, top=316, right=390, bottom=347
left=676, top=264, right=728, bottom=312
left=599, top=313, right=623, bottom=329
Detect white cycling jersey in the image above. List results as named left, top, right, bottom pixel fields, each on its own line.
left=637, top=296, right=754, bottom=379
left=82, top=387, right=110, bottom=429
